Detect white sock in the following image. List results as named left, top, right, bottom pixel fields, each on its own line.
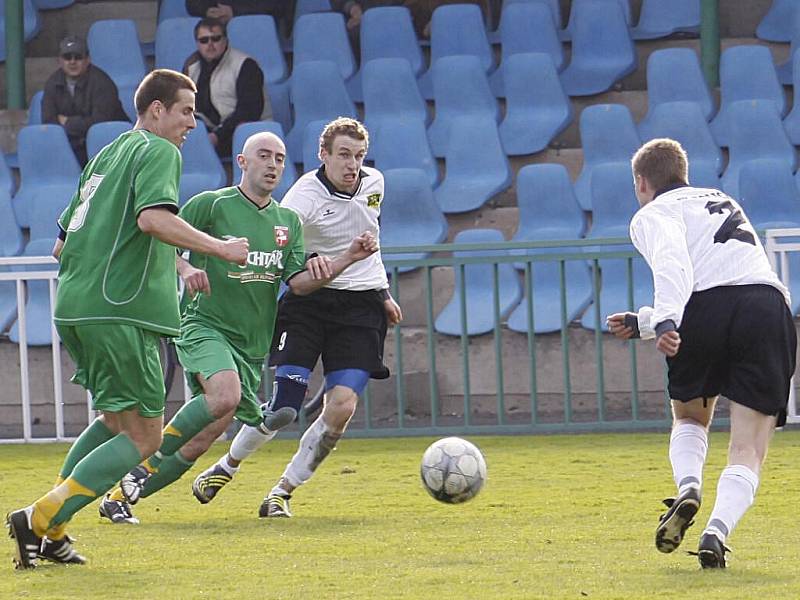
left=229, top=424, right=276, bottom=463
left=704, top=464, right=759, bottom=542
left=215, top=454, right=240, bottom=476
left=669, top=422, right=708, bottom=494
left=280, top=415, right=341, bottom=489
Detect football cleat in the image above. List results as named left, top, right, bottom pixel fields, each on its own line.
left=192, top=465, right=234, bottom=504
left=259, top=493, right=292, bottom=518
left=120, top=465, right=152, bottom=505
left=655, top=486, right=701, bottom=553
left=6, top=507, right=42, bottom=570
left=38, top=535, right=87, bottom=565
left=693, top=532, right=731, bottom=569
left=98, top=495, right=140, bottom=525
left=261, top=406, right=298, bottom=432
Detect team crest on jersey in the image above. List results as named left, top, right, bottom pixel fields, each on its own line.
left=367, top=193, right=382, bottom=209
left=274, top=225, right=289, bottom=247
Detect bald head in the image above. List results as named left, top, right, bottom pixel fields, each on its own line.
left=237, top=131, right=287, bottom=205
left=241, top=131, right=285, bottom=159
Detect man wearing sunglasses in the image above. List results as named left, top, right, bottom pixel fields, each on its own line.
left=42, top=35, right=129, bottom=165
left=183, top=18, right=271, bottom=158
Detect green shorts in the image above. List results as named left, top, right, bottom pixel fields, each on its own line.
left=57, top=322, right=166, bottom=418
left=174, top=322, right=265, bottom=426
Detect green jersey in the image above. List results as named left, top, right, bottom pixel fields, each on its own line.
left=55, top=130, right=183, bottom=336
left=179, top=186, right=306, bottom=360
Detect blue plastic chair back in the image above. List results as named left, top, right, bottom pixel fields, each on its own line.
left=380, top=168, right=447, bottom=272
left=371, top=117, right=439, bottom=187
left=434, top=115, right=511, bottom=214
left=286, top=61, right=356, bottom=158
left=632, top=0, right=699, bottom=39
left=0, top=150, right=13, bottom=196
left=28, top=182, right=74, bottom=242
left=179, top=121, right=227, bottom=204
left=293, top=13, right=356, bottom=82
left=737, top=159, right=800, bottom=229
left=86, top=121, right=131, bottom=160
left=295, top=0, right=332, bottom=21
left=559, top=0, right=636, bottom=96
left=564, top=0, right=631, bottom=34
left=0, top=0, right=40, bottom=61
left=158, top=0, right=190, bottom=23
left=232, top=121, right=297, bottom=201
left=0, top=189, right=23, bottom=258
left=721, top=100, right=796, bottom=199
left=360, top=7, right=424, bottom=76
left=783, top=51, right=800, bottom=144
left=363, top=58, right=427, bottom=133
left=9, top=238, right=60, bottom=345
left=574, top=104, right=640, bottom=211
left=155, top=17, right=199, bottom=71
left=428, top=4, right=493, bottom=73
left=587, top=162, right=640, bottom=238
left=428, top=55, right=498, bottom=158
left=31, top=0, right=72, bottom=9
left=302, top=119, right=327, bottom=173
left=513, top=164, right=585, bottom=244
left=711, top=45, right=786, bottom=147
left=580, top=257, right=654, bottom=331
left=499, top=52, right=571, bottom=156
left=776, top=10, right=800, bottom=85
left=756, top=0, right=797, bottom=41
left=227, top=15, right=287, bottom=84
left=434, top=228, right=522, bottom=336
left=643, top=48, right=714, bottom=122
left=27, top=90, right=43, bottom=125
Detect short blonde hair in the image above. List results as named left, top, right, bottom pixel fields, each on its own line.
left=319, top=117, right=369, bottom=158
left=631, top=138, right=689, bottom=191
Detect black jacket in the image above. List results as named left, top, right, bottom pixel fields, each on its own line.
left=42, top=63, right=129, bottom=165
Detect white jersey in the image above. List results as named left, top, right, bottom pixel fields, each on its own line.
left=280, top=165, right=389, bottom=291
left=630, top=186, right=790, bottom=336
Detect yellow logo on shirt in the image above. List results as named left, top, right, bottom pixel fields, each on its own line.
left=367, top=193, right=382, bottom=209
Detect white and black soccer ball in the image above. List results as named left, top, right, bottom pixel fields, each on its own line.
left=420, top=437, right=487, bottom=504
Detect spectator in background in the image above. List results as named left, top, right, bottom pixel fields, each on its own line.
left=183, top=18, right=271, bottom=158
left=42, top=35, right=129, bottom=165
left=186, top=0, right=288, bottom=26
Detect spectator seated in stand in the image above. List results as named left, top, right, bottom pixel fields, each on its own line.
left=42, top=35, right=128, bottom=166
left=185, top=0, right=289, bottom=27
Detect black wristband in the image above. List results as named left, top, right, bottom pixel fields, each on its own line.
left=623, top=313, right=640, bottom=338
left=655, top=319, right=677, bottom=337
left=378, top=288, right=390, bottom=301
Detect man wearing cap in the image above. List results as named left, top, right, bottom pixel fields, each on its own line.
left=42, top=35, right=129, bottom=165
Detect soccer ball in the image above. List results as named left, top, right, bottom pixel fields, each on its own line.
left=420, top=437, right=487, bottom=504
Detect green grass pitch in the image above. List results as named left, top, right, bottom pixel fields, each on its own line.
left=1, top=431, right=799, bottom=598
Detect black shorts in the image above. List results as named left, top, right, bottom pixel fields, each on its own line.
left=268, top=287, right=390, bottom=379
left=667, top=284, right=797, bottom=425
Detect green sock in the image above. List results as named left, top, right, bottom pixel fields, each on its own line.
left=150, top=395, right=214, bottom=468
left=56, top=418, right=114, bottom=482
left=140, top=452, right=195, bottom=499
left=36, top=433, right=142, bottom=532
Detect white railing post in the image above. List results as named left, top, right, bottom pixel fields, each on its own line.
left=16, top=279, right=31, bottom=442
left=49, top=278, right=65, bottom=440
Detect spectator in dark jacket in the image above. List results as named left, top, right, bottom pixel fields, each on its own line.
left=42, top=35, right=129, bottom=165
left=186, top=0, right=288, bottom=24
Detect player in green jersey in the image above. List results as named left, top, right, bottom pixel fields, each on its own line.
left=6, top=69, right=251, bottom=570
left=99, top=131, right=380, bottom=523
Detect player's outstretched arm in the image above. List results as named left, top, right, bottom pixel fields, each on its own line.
left=288, top=231, right=379, bottom=296
left=137, top=207, right=249, bottom=265
left=177, top=255, right=211, bottom=296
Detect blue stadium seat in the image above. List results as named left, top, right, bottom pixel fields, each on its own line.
left=562, top=0, right=631, bottom=41
left=0, top=151, right=14, bottom=197
left=775, top=11, right=800, bottom=85
left=9, top=239, right=60, bottom=346
left=418, top=4, right=494, bottom=100
left=232, top=121, right=297, bottom=201
left=574, top=104, right=641, bottom=211
left=360, top=7, right=424, bottom=77
left=0, top=0, right=41, bottom=61
left=28, top=182, right=74, bottom=242
left=434, top=228, right=522, bottom=336
left=179, top=120, right=226, bottom=205
left=293, top=13, right=358, bottom=100
left=580, top=257, right=654, bottom=331
left=31, top=0, right=71, bottom=9
left=710, top=45, right=786, bottom=147
left=27, top=90, right=43, bottom=125
left=227, top=15, right=287, bottom=84
left=434, top=116, right=511, bottom=214
left=13, top=125, right=81, bottom=229
left=295, top=0, right=332, bottom=21
left=559, top=0, right=636, bottom=96
left=371, top=117, right=439, bottom=187
left=756, top=0, right=797, bottom=41
left=586, top=163, right=640, bottom=239
left=506, top=164, right=590, bottom=333
left=380, top=168, right=447, bottom=273
left=362, top=58, right=428, bottom=135
left=737, top=159, right=800, bottom=229
left=489, top=0, right=563, bottom=42
left=641, top=48, right=715, bottom=123
left=490, top=2, right=564, bottom=97
left=158, top=0, right=189, bottom=22
left=720, top=100, right=796, bottom=200
left=155, top=17, right=199, bottom=71
left=286, top=61, right=356, bottom=159
left=638, top=101, right=723, bottom=182
left=783, top=52, right=800, bottom=144
left=88, top=19, right=145, bottom=122
left=302, top=119, right=327, bottom=173
left=689, top=162, right=721, bottom=190
left=427, top=55, right=498, bottom=158
left=499, top=52, right=571, bottom=156
left=86, top=121, right=130, bottom=160
left=631, top=0, right=699, bottom=39
left=0, top=188, right=22, bottom=332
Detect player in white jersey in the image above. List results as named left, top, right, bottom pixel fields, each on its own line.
left=606, top=139, right=796, bottom=569
left=191, top=118, right=403, bottom=516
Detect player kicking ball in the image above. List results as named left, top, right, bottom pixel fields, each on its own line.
left=607, top=138, right=796, bottom=569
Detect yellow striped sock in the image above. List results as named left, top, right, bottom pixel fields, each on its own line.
left=107, top=487, right=126, bottom=502
left=31, top=478, right=95, bottom=537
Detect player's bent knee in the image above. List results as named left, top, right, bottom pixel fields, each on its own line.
left=262, top=365, right=310, bottom=431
